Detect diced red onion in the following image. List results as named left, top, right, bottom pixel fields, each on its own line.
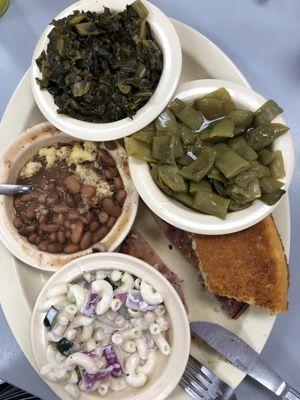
left=81, top=366, right=113, bottom=391
left=126, top=290, right=156, bottom=311
left=117, top=293, right=127, bottom=304
left=83, top=293, right=100, bottom=317
left=103, top=345, right=124, bottom=378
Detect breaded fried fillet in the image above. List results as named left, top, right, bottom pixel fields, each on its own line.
left=192, top=216, right=289, bottom=313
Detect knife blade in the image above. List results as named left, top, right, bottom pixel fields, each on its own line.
left=190, top=321, right=300, bottom=399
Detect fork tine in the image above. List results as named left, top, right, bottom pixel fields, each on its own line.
left=186, top=362, right=208, bottom=390
left=188, top=355, right=213, bottom=384
left=180, top=374, right=205, bottom=399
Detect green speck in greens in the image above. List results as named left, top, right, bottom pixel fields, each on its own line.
left=35, top=0, right=163, bottom=123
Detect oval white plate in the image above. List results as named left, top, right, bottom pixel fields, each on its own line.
left=0, top=19, right=290, bottom=398
left=129, top=79, right=294, bottom=235
left=31, top=0, right=182, bottom=141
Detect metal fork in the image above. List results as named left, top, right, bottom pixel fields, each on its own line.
left=180, top=355, right=237, bottom=400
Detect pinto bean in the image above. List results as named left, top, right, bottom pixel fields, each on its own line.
left=64, top=220, right=72, bottom=229
left=103, top=198, right=122, bottom=218
left=63, top=243, right=80, bottom=254
left=39, top=215, right=48, bottom=224
left=20, top=191, right=39, bottom=202
left=53, top=204, right=69, bottom=213
left=104, top=169, right=115, bottom=180
left=70, top=220, right=84, bottom=244
left=24, top=225, right=37, bottom=236
left=89, top=220, right=99, bottom=232
left=81, top=185, right=96, bottom=198
left=92, top=226, right=108, bottom=243
left=38, top=240, right=50, bottom=252
left=49, top=232, right=58, bottom=242
left=113, top=177, right=123, bottom=191
left=28, top=233, right=37, bottom=244
left=116, top=189, right=127, bottom=205
left=25, top=203, right=38, bottom=220
left=64, top=175, right=81, bottom=194
left=104, top=141, right=117, bottom=150
left=68, top=210, right=80, bottom=219
left=40, top=223, right=59, bottom=233
left=57, top=230, right=66, bottom=244
left=65, top=230, right=71, bottom=240
left=46, top=182, right=56, bottom=192
left=107, top=216, right=116, bottom=229
left=85, top=212, right=94, bottom=223
left=14, top=197, right=22, bottom=208
left=35, top=236, right=42, bottom=245
left=98, top=149, right=116, bottom=167
left=57, top=213, right=65, bottom=225
left=13, top=216, right=23, bottom=229
left=98, top=211, right=109, bottom=224
left=80, top=231, right=93, bottom=250
left=48, top=242, right=62, bottom=253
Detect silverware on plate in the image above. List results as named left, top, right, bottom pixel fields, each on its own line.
left=0, top=184, right=32, bottom=195
left=180, top=354, right=237, bottom=400
left=191, top=322, right=300, bottom=400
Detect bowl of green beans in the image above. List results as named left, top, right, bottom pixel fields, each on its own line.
left=125, top=79, right=294, bottom=234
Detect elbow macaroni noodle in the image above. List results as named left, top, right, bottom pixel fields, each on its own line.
left=39, top=269, right=171, bottom=398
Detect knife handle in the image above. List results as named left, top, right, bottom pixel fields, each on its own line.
left=282, top=386, right=300, bottom=400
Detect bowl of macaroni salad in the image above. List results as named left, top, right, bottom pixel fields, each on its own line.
left=31, top=252, right=190, bottom=400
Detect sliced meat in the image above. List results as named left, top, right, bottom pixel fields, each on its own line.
left=151, top=213, right=248, bottom=319
left=120, top=230, right=188, bottom=313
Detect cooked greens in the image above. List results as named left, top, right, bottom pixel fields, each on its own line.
left=36, top=0, right=163, bottom=123
left=125, top=88, right=288, bottom=219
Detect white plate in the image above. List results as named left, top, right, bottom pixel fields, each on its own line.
left=0, top=19, right=290, bottom=399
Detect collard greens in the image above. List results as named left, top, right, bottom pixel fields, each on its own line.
left=36, top=0, right=163, bottom=123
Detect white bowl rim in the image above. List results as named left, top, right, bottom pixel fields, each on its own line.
left=128, top=79, right=295, bottom=235
left=31, top=252, right=190, bottom=400
left=0, top=122, right=139, bottom=271
left=30, top=0, right=182, bottom=142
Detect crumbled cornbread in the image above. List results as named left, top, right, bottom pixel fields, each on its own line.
left=20, top=161, right=42, bottom=178
left=75, top=164, right=112, bottom=199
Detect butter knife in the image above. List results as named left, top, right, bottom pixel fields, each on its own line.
left=190, top=321, right=300, bottom=399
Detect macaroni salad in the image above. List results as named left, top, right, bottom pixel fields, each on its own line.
left=39, top=269, right=171, bottom=398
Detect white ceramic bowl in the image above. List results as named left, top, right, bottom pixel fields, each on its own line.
left=0, top=122, right=139, bottom=271
left=31, top=0, right=182, bottom=142
left=128, top=79, right=294, bottom=235
left=31, top=252, right=190, bottom=400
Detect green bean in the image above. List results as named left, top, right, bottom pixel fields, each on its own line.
left=229, top=200, right=252, bottom=212
left=211, top=179, right=226, bottom=197
left=177, top=155, right=193, bottom=166
left=125, top=137, right=155, bottom=162
left=193, top=190, right=230, bottom=219
left=205, top=87, right=235, bottom=114
left=193, top=136, right=205, bottom=154
left=152, top=136, right=174, bottom=163
left=245, top=123, right=288, bottom=150
left=170, top=98, right=204, bottom=130
left=226, top=178, right=261, bottom=204
left=150, top=164, right=173, bottom=196
left=201, top=118, right=235, bottom=141
left=254, top=99, right=283, bottom=126
left=173, top=192, right=194, bottom=208
left=258, top=149, right=275, bottom=166
left=259, top=176, right=284, bottom=194
left=158, top=165, right=186, bottom=192
left=228, top=110, right=254, bottom=134
left=261, top=189, right=286, bottom=205
left=269, top=150, right=286, bottom=179
left=190, top=179, right=212, bottom=194
left=207, top=167, right=227, bottom=183
left=214, top=143, right=250, bottom=179
left=180, top=148, right=216, bottom=182
left=230, top=160, right=269, bottom=188
left=172, top=137, right=184, bottom=158
left=131, top=124, right=155, bottom=144
left=156, top=109, right=179, bottom=136
left=227, top=136, right=258, bottom=161
left=180, top=124, right=195, bottom=145
left=193, top=97, right=224, bottom=120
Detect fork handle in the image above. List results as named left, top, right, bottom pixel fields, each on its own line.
left=282, top=386, right=300, bottom=400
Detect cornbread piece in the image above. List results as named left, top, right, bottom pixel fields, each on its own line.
left=192, top=216, right=289, bottom=313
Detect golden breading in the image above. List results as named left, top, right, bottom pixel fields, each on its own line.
left=192, top=216, right=289, bottom=313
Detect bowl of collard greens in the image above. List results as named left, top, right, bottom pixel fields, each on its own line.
left=31, top=0, right=182, bottom=141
